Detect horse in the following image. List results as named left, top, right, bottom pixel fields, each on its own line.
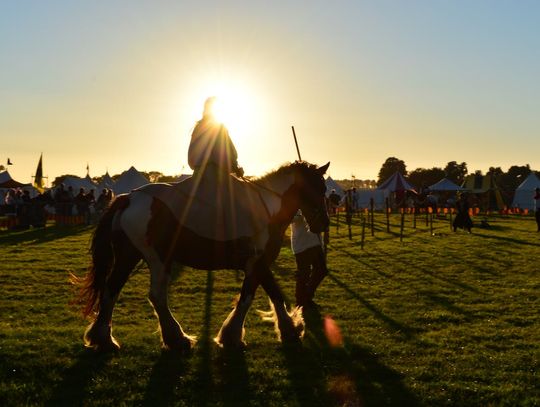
left=76, top=161, right=330, bottom=352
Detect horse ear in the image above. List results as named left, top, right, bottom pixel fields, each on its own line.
left=317, top=162, right=330, bottom=175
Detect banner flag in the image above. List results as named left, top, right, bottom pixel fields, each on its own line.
left=34, top=153, right=44, bottom=192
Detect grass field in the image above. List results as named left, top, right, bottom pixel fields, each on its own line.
left=0, top=213, right=539, bottom=406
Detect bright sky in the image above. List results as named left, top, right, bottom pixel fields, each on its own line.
left=1, top=1, right=539, bottom=185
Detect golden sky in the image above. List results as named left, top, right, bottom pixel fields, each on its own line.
left=1, top=1, right=539, bottom=185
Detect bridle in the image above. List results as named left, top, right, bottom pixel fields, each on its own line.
left=241, top=175, right=326, bottom=229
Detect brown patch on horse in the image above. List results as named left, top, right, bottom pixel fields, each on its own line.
left=146, top=197, right=260, bottom=271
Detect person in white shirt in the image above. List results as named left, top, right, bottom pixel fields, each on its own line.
left=290, top=210, right=328, bottom=307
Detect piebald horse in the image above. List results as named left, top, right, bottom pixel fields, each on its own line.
left=77, top=161, right=330, bottom=351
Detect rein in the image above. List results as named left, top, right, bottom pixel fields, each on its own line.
left=241, top=176, right=283, bottom=219
left=240, top=176, right=283, bottom=198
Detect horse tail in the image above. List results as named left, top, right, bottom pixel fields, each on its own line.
left=76, top=194, right=130, bottom=317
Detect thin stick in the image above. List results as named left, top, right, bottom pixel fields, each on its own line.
left=361, top=214, right=366, bottom=250
left=370, top=198, right=374, bottom=236
left=385, top=197, right=390, bottom=233
left=291, top=126, right=302, bottom=161
left=400, top=210, right=405, bottom=242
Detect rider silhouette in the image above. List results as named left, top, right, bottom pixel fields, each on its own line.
left=188, top=97, right=244, bottom=178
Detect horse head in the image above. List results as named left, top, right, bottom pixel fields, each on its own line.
left=292, top=161, right=330, bottom=233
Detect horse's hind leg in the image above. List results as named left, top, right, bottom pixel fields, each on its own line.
left=85, top=232, right=141, bottom=351
left=147, top=255, right=195, bottom=351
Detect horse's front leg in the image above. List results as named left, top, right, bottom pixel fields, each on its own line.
left=258, top=262, right=304, bottom=344
left=215, top=258, right=259, bottom=348
left=148, top=255, right=196, bottom=352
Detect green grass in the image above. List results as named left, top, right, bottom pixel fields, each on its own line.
left=0, top=214, right=539, bottom=406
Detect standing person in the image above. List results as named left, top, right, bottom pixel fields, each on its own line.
left=453, top=192, right=473, bottom=233
left=95, top=189, right=108, bottom=215
left=328, top=189, right=341, bottom=215
left=534, top=187, right=540, bottom=232
left=75, top=188, right=89, bottom=218
left=188, top=96, right=243, bottom=178
left=290, top=210, right=328, bottom=308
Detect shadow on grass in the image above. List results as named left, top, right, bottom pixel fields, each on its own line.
left=327, top=273, right=418, bottom=340
left=474, top=230, right=540, bottom=247
left=214, top=348, right=252, bottom=406
left=141, top=351, right=189, bottom=406
left=329, top=245, right=392, bottom=278
left=371, top=247, right=479, bottom=293
left=193, top=270, right=214, bottom=404
left=0, top=224, right=91, bottom=246
left=281, top=307, right=419, bottom=406
left=45, top=348, right=113, bottom=406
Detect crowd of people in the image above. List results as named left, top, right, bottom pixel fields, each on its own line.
left=52, top=184, right=114, bottom=222
left=0, top=185, right=114, bottom=229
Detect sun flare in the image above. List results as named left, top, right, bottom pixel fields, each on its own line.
left=193, top=80, right=259, bottom=144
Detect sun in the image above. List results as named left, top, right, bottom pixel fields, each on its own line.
left=194, top=81, right=259, bottom=143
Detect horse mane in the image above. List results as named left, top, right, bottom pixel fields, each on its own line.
left=254, top=161, right=318, bottom=183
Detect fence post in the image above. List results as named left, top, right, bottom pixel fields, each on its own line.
left=370, top=198, right=374, bottom=236
left=385, top=197, right=390, bottom=233
left=400, top=208, right=405, bottom=242
left=361, top=214, right=366, bottom=249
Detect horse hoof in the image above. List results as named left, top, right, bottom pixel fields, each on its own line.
left=163, top=335, right=196, bottom=353
left=213, top=336, right=247, bottom=350
left=85, top=337, right=120, bottom=353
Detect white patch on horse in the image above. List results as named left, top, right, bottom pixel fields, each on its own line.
left=257, top=173, right=295, bottom=217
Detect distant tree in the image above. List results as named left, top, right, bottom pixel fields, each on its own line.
left=158, top=174, right=181, bottom=182
left=143, top=171, right=163, bottom=183
left=377, top=157, right=407, bottom=186
left=496, top=165, right=531, bottom=195
left=52, top=174, right=78, bottom=187
left=408, top=167, right=445, bottom=192
left=0, top=164, right=5, bottom=172
left=444, top=161, right=468, bottom=185
left=488, top=167, right=504, bottom=178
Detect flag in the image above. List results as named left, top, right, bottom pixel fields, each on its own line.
left=34, top=153, right=44, bottom=192
left=7, top=158, right=13, bottom=165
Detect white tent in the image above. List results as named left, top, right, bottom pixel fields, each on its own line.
left=511, top=172, right=540, bottom=210
left=97, top=172, right=115, bottom=192
left=113, top=166, right=149, bottom=194
left=427, top=178, right=464, bottom=192
left=325, top=176, right=345, bottom=197
left=62, top=175, right=97, bottom=193
left=355, top=188, right=389, bottom=210
left=0, top=170, right=39, bottom=201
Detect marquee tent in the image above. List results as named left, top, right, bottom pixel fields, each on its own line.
left=462, top=173, right=505, bottom=211
left=355, top=188, right=389, bottom=210
left=113, top=166, right=149, bottom=194
left=377, top=172, right=416, bottom=192
left=511, top=172, right=540, bottom=211
left=427, top=178, right=464, bottom=192
left=62, top=175, right=97, bottom=193
left=0, top=171, right=39, bottom=201
left=97, top=172, right=115, bottom=192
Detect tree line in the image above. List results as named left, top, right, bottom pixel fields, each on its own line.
left=375, top=157, right=538, bottom=195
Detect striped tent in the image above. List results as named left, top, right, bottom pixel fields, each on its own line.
left=377, top=172, right=416, bottom=192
